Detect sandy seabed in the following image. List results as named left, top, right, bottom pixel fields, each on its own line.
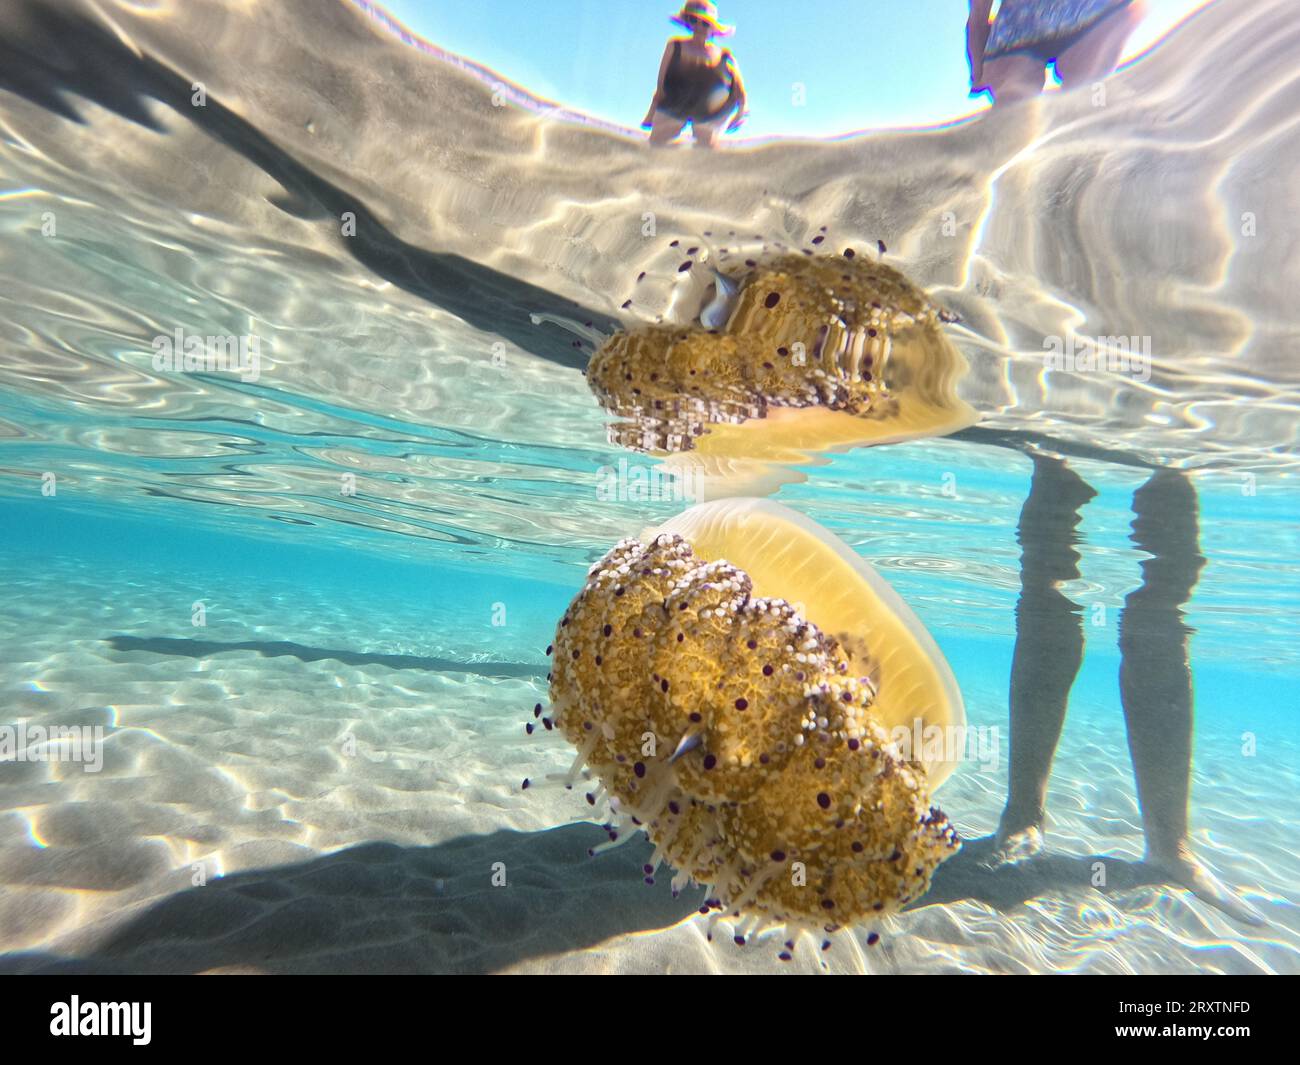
left=0, top=554, right=1295, bottom=975
left=0, top=0, right=1296, bottom=973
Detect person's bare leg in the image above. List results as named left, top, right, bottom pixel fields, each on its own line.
left=1055, top=0, right=1148, bottom=87
left=1119, top=470, right=1263, bottom=924
left=648, top=111, right=687, bottom=146
left=692, top=118, right=722, bottom=149
left=982, top=53, right=1048, bottom=106
left=994, top=453, right=1096, bottom=860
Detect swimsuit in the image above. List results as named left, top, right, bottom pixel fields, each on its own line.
left=659, top=40, right=736, bottom=122
left=984, top=0, right=1133, bottom=61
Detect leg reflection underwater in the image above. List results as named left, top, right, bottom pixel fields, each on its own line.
left=994, top=455, right=1264, bottom=925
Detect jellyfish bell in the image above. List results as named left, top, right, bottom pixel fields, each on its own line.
left=647, top=497, right=966, bottom=788
left=585, top=251, right=979, bottom=500
left=541, top=498, right=963, bottom=936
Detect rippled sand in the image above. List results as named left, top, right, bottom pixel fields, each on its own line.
left=0, top=0, right=1297, bottom=974
left=0, top=554, right=1294, bottom=974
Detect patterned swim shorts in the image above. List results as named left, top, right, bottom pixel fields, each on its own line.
left=984, top=0, right=1133, bottom=61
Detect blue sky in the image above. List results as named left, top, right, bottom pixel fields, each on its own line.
left=372, top=0, right=1213, bottom=137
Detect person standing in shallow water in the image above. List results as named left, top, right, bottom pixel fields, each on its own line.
left=994, top=453, right=1263, bottom=925
left=967, top=0, right=1148, bottom=105
left=643, top=2, right=748, bottom=148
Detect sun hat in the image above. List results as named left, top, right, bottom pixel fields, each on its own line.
left=670, top=1, right=733, bottom=36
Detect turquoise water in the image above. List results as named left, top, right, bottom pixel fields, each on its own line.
left=0, top=0, right=1297, bottom=973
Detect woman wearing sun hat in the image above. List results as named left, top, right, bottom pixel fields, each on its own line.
left=643, top=2, right=748, bottom=147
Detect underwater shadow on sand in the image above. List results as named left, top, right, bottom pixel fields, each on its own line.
left=0, top=824, right=706, bottom=975
left=920, top=833, right=1170, bottom=913
left=0, top=825, right=1178, bottom=974
left=105, top=634, right=546, bottom=681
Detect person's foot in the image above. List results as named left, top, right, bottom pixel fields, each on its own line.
left=1145, top=845, right=1265, bottom=926
left=989, top=816, right=1044, bottom=865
